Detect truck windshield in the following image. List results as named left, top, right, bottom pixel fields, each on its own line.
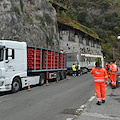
left=0, top=48, right=4, bottom=61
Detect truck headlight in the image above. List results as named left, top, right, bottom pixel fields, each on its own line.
left=0, top=81, right=4, bottom=86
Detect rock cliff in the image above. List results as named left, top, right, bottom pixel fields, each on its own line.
left=0, top=0, right=59, bottom=50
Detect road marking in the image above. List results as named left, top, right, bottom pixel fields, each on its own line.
left=66, top=118, right=73, bottom=120
left=66, top=95, right=96, bottom=120
left=88, top=96, right=95, bottom=102
left=83, top=112, right=120, bottom=120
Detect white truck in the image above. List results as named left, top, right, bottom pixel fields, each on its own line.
left=81, top=53, right=104, bottom=71
left=0, top=40, right=67, bottom=92
left=67, top=52, right=88, bottom=75
left=66, top=52, right=104, bottom=74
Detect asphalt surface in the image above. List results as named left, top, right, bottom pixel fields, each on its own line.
left=0, top=73, right=95, bottom=120
left=72, top=82, right=120, bottom=120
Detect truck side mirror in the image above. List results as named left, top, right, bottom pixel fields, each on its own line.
left=5, top=49, right=13, bottom=63
left=8, top=49, right=12, bottom=56
left=8, top=49, right=13, bottom=60
left=8, top=56, right=12, bottom=60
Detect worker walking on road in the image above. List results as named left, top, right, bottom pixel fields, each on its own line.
left=72, top=63, right=76, bottom=77
left=110, top=61, right=117, bottom=89
left=90, top=62, right=108, bottom=105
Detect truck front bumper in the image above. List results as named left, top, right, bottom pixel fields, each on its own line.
left=0, top=78, right=11, bottom=92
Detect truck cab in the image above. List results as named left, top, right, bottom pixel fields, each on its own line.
left=0, top=40, right=27, bottom=92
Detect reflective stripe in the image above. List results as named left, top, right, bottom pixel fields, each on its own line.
left=94, top=76, right=108, bottom=79
left=112, top=82, right=115, bottom=84
left=105, top=76, right=108, bottom=78
left=111, top=72, right=116, bottom=73
left=94, top=80, right=104, bottom=82
left=102, top=98, right=105, bottom=100
left=97, top=98, right=101, bottom=101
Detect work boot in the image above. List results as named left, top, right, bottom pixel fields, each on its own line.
left=112, top=86, right=115, bottom=89
left=96, top=101, right=101, bottom=105
left=102, top=100, right=105, bottom=103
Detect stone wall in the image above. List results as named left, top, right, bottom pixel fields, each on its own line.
left=0, top=0, right=59, bottom=50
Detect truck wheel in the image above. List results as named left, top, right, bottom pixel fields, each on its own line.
left=57, top=72, right=61, bottom=81
left=11, top=77, right=21, bottom=93
left=39, top=73, right=45, bottom=85
left=63, top=71, right=67, bottom=79
left=59, top=71, right=65, bottom=80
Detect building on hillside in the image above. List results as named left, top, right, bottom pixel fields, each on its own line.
left=57, top=17, right=104, bottom=68
left=50, top=1, right=104, bottom=68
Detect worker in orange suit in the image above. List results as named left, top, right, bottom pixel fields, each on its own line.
left=90, top=62, right=108, bottom=105
left=105, top=62, right=111, bottom=78
left=110, top=61, right=117, bottom=89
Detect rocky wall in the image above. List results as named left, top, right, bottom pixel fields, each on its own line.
left=0, top=0, right=59, bottom=50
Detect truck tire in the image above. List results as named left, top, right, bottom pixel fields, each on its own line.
left=60, top=71, right=64, bottom=80
left=11, top=77, right=21, bottom=93
left=39, top=73, right=45, bottom=85
left=57, top=72, right=61, bottom=81
left=63, top=71, right=67, bottom=79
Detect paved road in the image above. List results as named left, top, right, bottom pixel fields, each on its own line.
left=0, top=73, right=95, bottom=120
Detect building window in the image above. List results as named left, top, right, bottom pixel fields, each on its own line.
left=86, top=38, right=89, bottom=46
left=91, top=40, right=95, bottom=47
left=79, top=37, right=83, bottom=44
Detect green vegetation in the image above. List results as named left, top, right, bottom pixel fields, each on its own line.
left=14, top=7, right=20, bottom=16
left=52, top=0, right=120, bottom=61
left=95, top=57, right=102, bottom=65
left=57, top=17, right=100, bottom=40
left=46, top=35, right=53, bottom=47
left=20, top=0, right=24, bottom=12
left=24, top=17, right=33, bottom=24
left=35, top=15, right=41, bottom=20
left=44, top=13, right=53, bottom=25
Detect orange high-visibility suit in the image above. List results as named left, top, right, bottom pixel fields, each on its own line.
left=91, top=67, right=108, bottom=102
left=105, top=64, right=111, bottom=77
left=110, top=63, right=117, bottom=86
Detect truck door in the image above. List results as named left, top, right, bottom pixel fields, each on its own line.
left=5, top=48, right=15, bottom=75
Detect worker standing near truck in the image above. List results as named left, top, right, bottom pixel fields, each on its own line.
left=76, top=63, right=81, bottom=76
left=110, top=61, right=117, bottom=89
left=90, top=62, right=108, bottom=105
left=72, top=63, right=76, bottom=77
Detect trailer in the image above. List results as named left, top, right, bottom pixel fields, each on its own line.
left=0, top=40, right=67, bottom=92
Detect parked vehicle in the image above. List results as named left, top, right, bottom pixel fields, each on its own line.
left=66, top=52, right=88, bottom=75
left=66, top=52, right=104, bottom=75
left=81, top=53, right=104, bottom=71
left=0, top=40, right=67, bottom=92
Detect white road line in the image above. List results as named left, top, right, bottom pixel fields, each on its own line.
left=66, top=118, right=73, bottom=120
left=66, top=95, right=96, bottom=120
left=88, top=96, right=95, bottom=102
left=83, top=112, right=120, bottom=120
